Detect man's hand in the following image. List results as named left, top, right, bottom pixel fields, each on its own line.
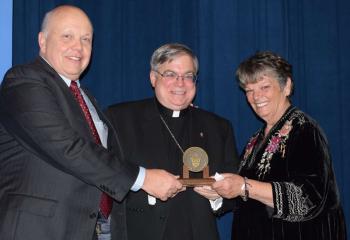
left=142, top=169, right=183, bottom=201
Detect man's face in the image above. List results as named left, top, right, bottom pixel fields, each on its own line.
left=38, top=7, right=93, bottom=80
left=150, top=54, right=196, bottom=110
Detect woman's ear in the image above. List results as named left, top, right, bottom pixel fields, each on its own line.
left=284, top=77, right=292, bottom=97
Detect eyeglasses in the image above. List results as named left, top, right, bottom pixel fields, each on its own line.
left=154, top=70, right=197, bottom=84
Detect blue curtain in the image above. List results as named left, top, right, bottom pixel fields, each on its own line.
left=12, top=0, right=350, bottom=239
left=0, top=0, right=12, bottom=80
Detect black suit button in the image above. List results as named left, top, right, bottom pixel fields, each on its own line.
left=89, top=212, right=97, bottom=219
left=159, top=216, right=166, bottom=220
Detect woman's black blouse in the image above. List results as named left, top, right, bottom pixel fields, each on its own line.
left=233, top=106, right=347, bottom=240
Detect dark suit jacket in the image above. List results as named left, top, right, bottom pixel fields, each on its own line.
left=0, top=57, right=138, bottom=240
left=106, top=98, right=239, bottom=240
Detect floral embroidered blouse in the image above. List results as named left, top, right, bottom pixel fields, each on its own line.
left=232, top=106, right=346, bottom=240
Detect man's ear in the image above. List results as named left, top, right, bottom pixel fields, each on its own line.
left=38, top=32, right=47, bottom=54
left=150, top=71, right=157, bottom=87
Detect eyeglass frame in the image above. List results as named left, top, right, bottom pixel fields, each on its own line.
left=153, top=70, right=198, bottom=84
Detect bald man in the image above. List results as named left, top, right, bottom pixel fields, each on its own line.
left=0, top=5, right=182, bottom=240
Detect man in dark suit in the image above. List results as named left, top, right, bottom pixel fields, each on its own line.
left=106, top=43, right=239, bottom=240
left=0, top=6, right=182, bottom=240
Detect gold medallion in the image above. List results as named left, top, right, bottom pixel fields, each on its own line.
left=180, top=147, right=214, bottom=187
left=183, top=147, right=208, bottom=172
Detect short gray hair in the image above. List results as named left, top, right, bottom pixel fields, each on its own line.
left=150, top=43, right=199, bottom=73
left=236, top=51, right=294, bottom=96
left=40, top=9, right=54, bottom=36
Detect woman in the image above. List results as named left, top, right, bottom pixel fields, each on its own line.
left=195, top=51, right=346, bottom=239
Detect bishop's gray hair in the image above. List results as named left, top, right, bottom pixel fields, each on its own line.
left=150, top=43, right=199, bottom=73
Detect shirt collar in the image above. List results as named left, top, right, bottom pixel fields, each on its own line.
left=40, top=56, right=81, bottom=87
left=60, top=74, right=81, bottom=88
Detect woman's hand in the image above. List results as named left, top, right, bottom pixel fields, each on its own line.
left=211, top=173, right=274, bottom=207
left=211, top=173, right=244, bottom=199
left=193, top=185, right=221, bottom=200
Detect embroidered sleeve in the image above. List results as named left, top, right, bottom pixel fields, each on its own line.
left=271, top=181, right=315, bottom=222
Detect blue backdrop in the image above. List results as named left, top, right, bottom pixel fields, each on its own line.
left=0, top=0, right=12, bottom=80
left=11, top=0, right=350, bottom=239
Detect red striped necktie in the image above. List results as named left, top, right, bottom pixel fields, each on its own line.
left=70, top=81, right=113, bottom=218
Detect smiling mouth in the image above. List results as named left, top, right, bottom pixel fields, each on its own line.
left=67, top=56, right=82, bottom=61
left=171, top=90, right=185, bottom=95
left=255, top=102, right=268, bottom=108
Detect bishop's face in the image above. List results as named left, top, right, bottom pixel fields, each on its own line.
left=150, top=54, right=196, bottom=111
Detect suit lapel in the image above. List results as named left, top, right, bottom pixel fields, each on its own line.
left=35, top=57, right=94, bottom=141
left=138, top=100, right=169, bottom=169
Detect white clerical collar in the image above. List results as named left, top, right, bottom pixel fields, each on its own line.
left=172, top=110, right=180, bottom=118
left=155, top=98, right=189, bottom=118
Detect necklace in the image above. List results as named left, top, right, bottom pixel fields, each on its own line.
left=159, top=115, right=184, bottom=154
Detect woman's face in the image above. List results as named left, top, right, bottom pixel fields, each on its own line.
left=244, top=75, right=291, bottom=126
